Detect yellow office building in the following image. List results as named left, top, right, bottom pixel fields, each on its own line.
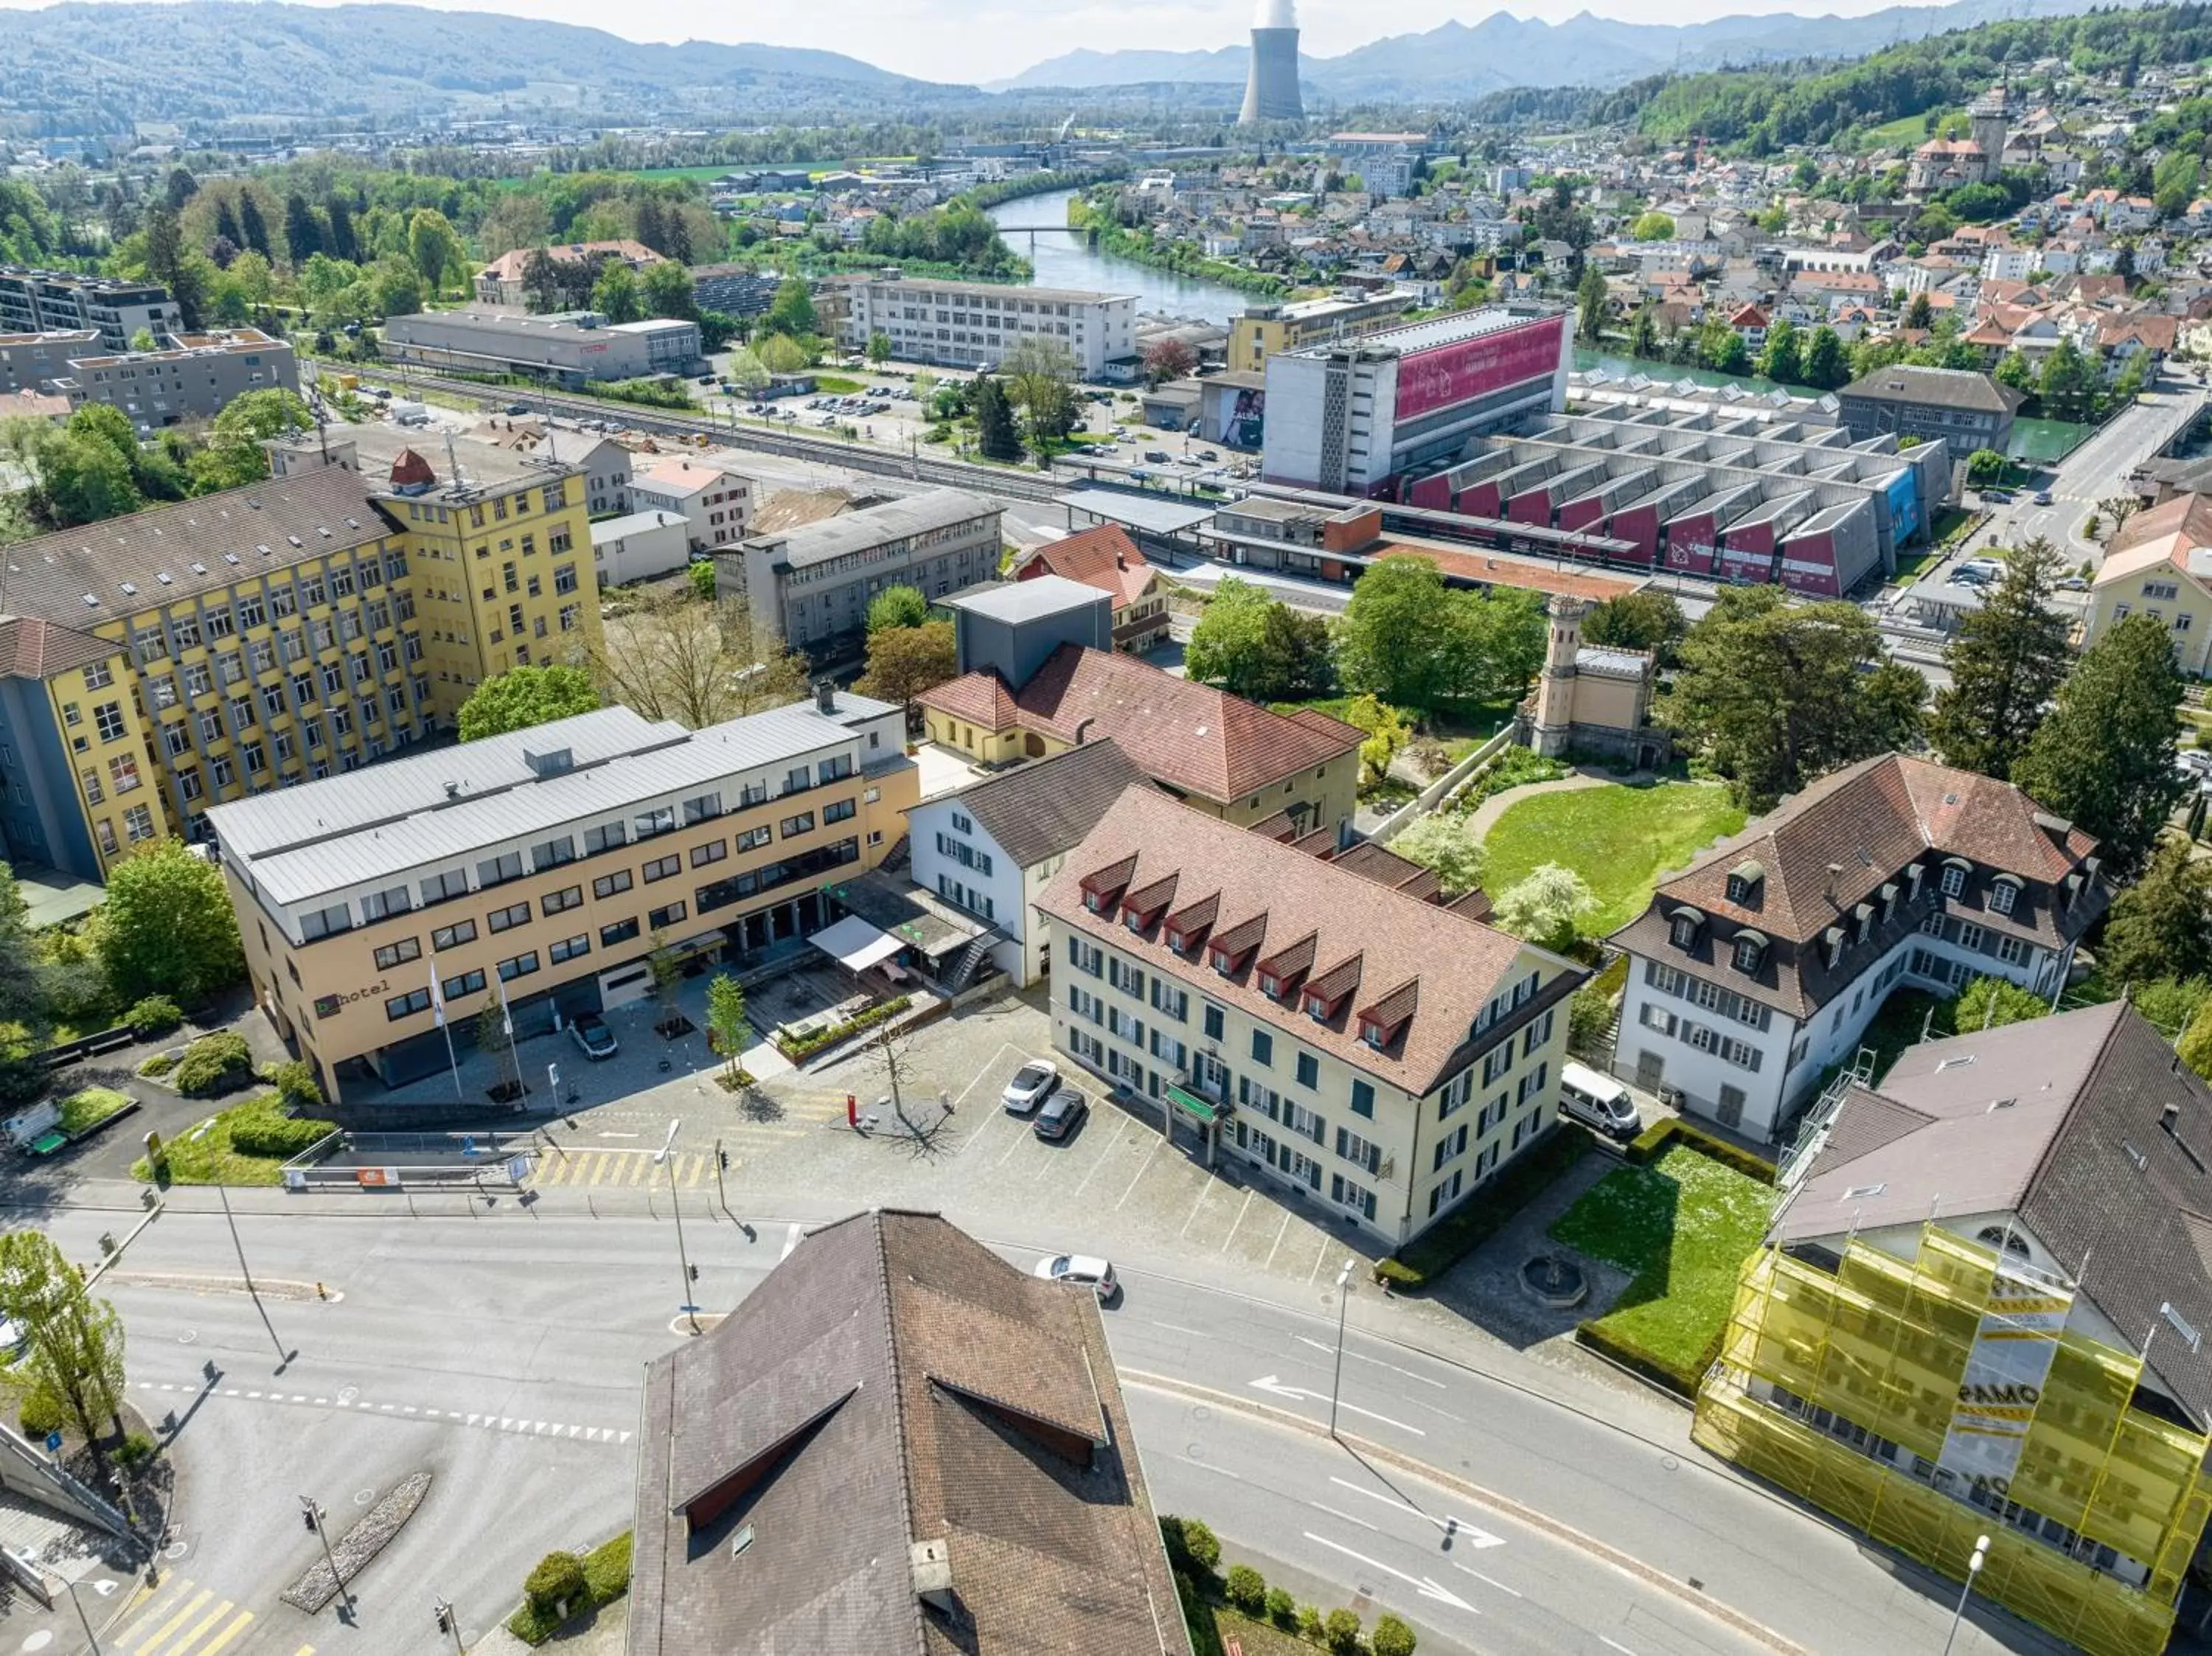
left=0, top=433, right=603, bottom=883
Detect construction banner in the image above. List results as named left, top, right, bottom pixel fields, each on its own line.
left=1935, top=1251, right=2075, bottom=1504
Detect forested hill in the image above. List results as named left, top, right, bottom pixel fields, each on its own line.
left=1627, top=2, right=2212, bottom=153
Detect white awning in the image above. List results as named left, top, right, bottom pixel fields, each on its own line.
left=807, top=914, right=903, bottom=973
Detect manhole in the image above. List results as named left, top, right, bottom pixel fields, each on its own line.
left=176, top=1331, right=196, bottom=1345
left=354, top=1488, right=376, bottom=1506
left=1663, top=1455, right=1680, bottom=1471
left=163, top=1540, right=189, bottom=1560
left=1520, top=1253, right=1587, bottom=1309
left=337, top=1386, right=358, bottom=1405
left=1192, top=1405, right=1210, bottom=1424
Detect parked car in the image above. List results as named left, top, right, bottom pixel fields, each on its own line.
left=1032, top=1085, right=1088, bottom=1141
left=1001, top=1059, right=1060, bottom=1115
left=1034, top=1253, right=1118, bottom=1302
left=504, top=401, right=531, bottom=415
left=1145, top=450, right=1171, bottom=464
left=1198, top=449, right=1220, bottom=461
left=1558, top=1060, right=1641, bottom=1140
left=568, top=1014, right=619, bottom=1061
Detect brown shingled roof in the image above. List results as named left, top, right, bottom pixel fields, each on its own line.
left=0, top=616, right=124, bottom=681
left=1017, top=524, right=1156, bottom=609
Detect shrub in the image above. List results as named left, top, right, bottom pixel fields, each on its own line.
left=1324, top=1607, right=1365, bottom=1654
left=114, top=1431, right=158, bottom=1469
left=226, top=1103, right=338, bottom=1160
left=1371, top=1612, right=1418, bottom=1656
left=1383, top=1127, right=1588, bottom=1290
left=137, top=1054, right=175, bottom=1078
left=1298, top=1606, right=1325, bottom=1640
left=124, top=995, right=183, bottom=1040
left=18, top=1389, right=65, bottom=1438
left=1224, top=1563, right=1265, bottom=1614
left=1179, top=1518, right=1220, bottom=1575
left=772, top=995, right=912, bottom=1062
left=270, top=1060, right=324, bottom=1110
left=1624, top=1116, right=1777, bottom=1183
left=582, top=1531, right=632, bottom=1602
left=1265, top=1587, right=1295, bottom=1627
left=173, top=1031, right=254, bottom=1098
left=524, top=1551, right=588, bottom=1617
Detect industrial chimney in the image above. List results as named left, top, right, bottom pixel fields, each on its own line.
left=1239, top=0, right=1302, bottom=125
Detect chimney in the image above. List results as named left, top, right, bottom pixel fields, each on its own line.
left=910, top=1538, right=956, bottom=1618
left=1825, top=863, right=1844, bottom=905
left=815, top=681, right=837, bottom=714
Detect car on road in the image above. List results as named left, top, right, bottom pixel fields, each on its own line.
left=2055, top=574, right=2089, bottom=591
left=1198, top=449, right=1220, bottom=461
left=1145, top=450, right=1171, bottom=464
left=504, top=402, right=531, bottom=415
left=568, top=1014, right=619, bottom=1061
left=1001, top=1059, right=1060, bottom=1114
left=1032, top=1085, right=1088, bottom=1141
left=1034, top=1253, right=1117, bottom=1302
left=2033, top=490, right=2053, bottom=505
left=1979, top=487, right=2013, bottom=504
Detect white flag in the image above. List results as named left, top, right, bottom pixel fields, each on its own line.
left=495, top=970, right=514, bottom=1038
left=428, top=943, right=445, bottom=1029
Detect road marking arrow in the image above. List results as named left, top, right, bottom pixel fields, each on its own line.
left=1301, top=1531, right=1478, bottom=1615
left=1248, top=1376, right=1425, bottom=1436
left=1328, top=1477, right=1506, bottom=1548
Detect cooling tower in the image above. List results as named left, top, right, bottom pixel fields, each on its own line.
left=1239, top=0, right=1301, bottom=124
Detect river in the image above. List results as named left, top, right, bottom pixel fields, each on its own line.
left=984, top=187, right=1256, bottom=327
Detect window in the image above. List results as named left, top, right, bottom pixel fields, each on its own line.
left=737, top=825, right=772, bottom=853
left=824, top=797, right=856, bottom=825
left=108, top=754, right=142, bottom=793
left=374, top=938, right=422, bottom=970
left=1990, top=880, right=2017, bottom=916
left=549, top=934, right=591, bottom=964
left=601, top=917, right=641, bottom=947
left=1350, top=1079, right=1374, bottom=1119
left=82, top=658, right=114, bottom=690
left=1670, top=911, right=1700, bottom=950
left=779, top=812, right=816, bottom=839
left=1296, top=1051, right=1320, bottom=1089
left=584, top=821, right=627, bottom=855
left=1733, top=936, right=1764, bottom=973
left=1521, top=1007, right=1554, bottom=1057
left=419, top=868, right=468, bottom=907
left=1068, top=936, right=1104, bottom=977
left=1150, top=980, right=1189, bottom=1021
left=1437, top=1070, right=1473, bottom=1118
left=1941, top=863, right=1966, bottom=898
left=442, top=968, right=486, bottom=1000
left=634, top=804, right=675, bottom=839
left=649, top=901, right=686, bottom=930
left=692, top=840, right=728, bottom=868
left=478, top=850, right=524, bottom=888
left=300, top=902, right=353, bottom=942
left=1516, top=1061, right=1549, bottom=1104
left=594, top=870, right=633, bottom=900
left=541, top=885, right=583, bottom=916
left=433, top=919, right=478, bottom=950
left=1433, top=1124, right=1469, bottom=1171
left=1202, top=1002, right=1224, bottom=1040
left=682, top=791, right=722, bottom=825
left=531, top=835, right=576, bottom=872
left=1250, top=1029, right=1273, bottom=1066
left=93, top=702, right=125, bottom=742
left=1427, top=1170, right=1465, bottom=1216
left=122, top=804, right=155, bottom=843
left=496, top=951, right=540, bottom=981
left=1336, top=1126, right=1382, bottom=1175
left=1958, top=922, right=1986, bottom=954
left=643, top=853, right=682, bottom=883
left=487, top=901, right=532, bottom=933
left=386, top=987, right=433, bottom=1022
left=360, top=886, right=411, bottom=922
left=1108, top=957, right=1144, bottom=998
left=1330, top=1174, right=1377, bottom=1222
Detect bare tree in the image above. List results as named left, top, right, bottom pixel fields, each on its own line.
left=2098, top=493, right=2144, bottom=541
left=586, top=585, right=810, bottom=730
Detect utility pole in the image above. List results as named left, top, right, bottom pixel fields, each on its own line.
left=63, top=1577, right=102, bottom=1656
left=434, top=1598, right=463, bottom=1656
left=1328, top=1259, right=1354, bottom=1441
left=301, top=1497, right=350, bottom=1610
left=655, top=1120, right=700, bottom=1333
left=191, top=1121, right=288, bottom=1367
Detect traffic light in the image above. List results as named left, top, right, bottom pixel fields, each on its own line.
left=434, top=1603, right=453, bottom=1634
left=687, top=1264, right=700, bottom=1281
left=717, top=1148, right=729, bottom=1169
left=302, top=1509, right=319, bottom=1532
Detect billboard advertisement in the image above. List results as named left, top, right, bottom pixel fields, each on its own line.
left=1933, top=1254, right=2073, bottom=1506
left=1394, top=315, right=1566, bottom=423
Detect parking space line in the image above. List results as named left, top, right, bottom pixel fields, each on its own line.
left=1070, top=1117, right=1133, bottom=1198
left=1178, top=1180, right=1217, bottom=1240
left=1114, top=1135, right=1165, bottom=1210
left=1310, top=1235, right=1331, bottom=1283
left=990, top=1117, right=1034, bottom=1169
left=1262, top=1208, right=1293, bottom=1270
left=1219, top=1189, right=1255, bottom=1253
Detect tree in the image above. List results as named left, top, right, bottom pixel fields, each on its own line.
left=0, top=866, right=51, bottom=1110
left=406, top=208, right=465, bottom=296
left=765, top=278, right=818, bottom=339
left=2038, top=337, right=2099, bottom=422
left=2098, top=494, right=2143, bottom=541
left=2180, top=996, right=2212, bottom=1084
left=189, top=387, right=310, bottom=495
left=1658, top=585, right=1924, bottom=811
left=1993, top=348, right=2035, bottom=392
left=1927, top=535, right=2070, bottom=782
left=2014, top=613, right=2185, bottom=879
left=867, top=585, right=930, bottom=633
left=1630, top=210, right=1675, bottom=241
left=1338, top=557, right=1451, bottom=709
left=973, top=374, right=1022, bottom=462
left=236, top=191, right=271, bottom=260
left=1582, top=590, right=1687, bottom=667
left=1954, top=975, right=2051, bottom=1031
left=162, top=166, right=198, bottom=212
left=1370, top=1615, right=1418, bottom=1656
left=639, top=260, right=699, bottom=323
left=2099, top=839, right=2212, bottom=988
left=0, top=1232, right=125, bottom=1452
left=282, top=192, right=321, bottom=266
left=1441, top=587, right=1547, bottom=706
left=141, top=203, right=202, bottom=329
left=1142, top=336, right=1198, bottom=386
left=756, top=333, right=808, bottom=375
left=1756, top=316, right=1801, bottom=384
left=686, top=559, right=717, bottom=602
left=724, top=345, right=770, bottom=393
left=1343, top=695, right=1411, bottom=790
left=1494, top=863, right=1598, bottom=953
left=588, top=588, right=810, bottom=730
left=866, top=330, right=893, bottom=366
left=475, top=1001, right=521, bottom=1098
left=521, top=248, right=563, bottom=313
left=1627, top=304, right=1659, bottom=360
left=324, top=194, right=358, bottom=263
left=1389, top=814, right=1486, bottom=897
left=1576, top=263, right=1608, bottom=346
left=591, top=259, right=644, bottom=324
left=456, top=664, right=601, bottom=742
left=1801, top=324, right=1848, bottom=390
left=706, top=973, right=750, bottom=1082
left=1323, top=1608, right=1365, bottom=1656
left=855, top=619, right=957, bottom=718
left=1903, top=291, right=1934, bottom=331
left=1966, top=448, right=2007, bottom=484
left=94, top=838, right=243, bottom=1004
left=1001, top=335, right=1081, bottom=454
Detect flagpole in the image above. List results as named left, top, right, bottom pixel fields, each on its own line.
left=430, top=947, right=463, bottom=1103
left=496, top=971, right=524, bottom=1104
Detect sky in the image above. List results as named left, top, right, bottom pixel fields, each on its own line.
left=4, top=0, right=1979, bottom=85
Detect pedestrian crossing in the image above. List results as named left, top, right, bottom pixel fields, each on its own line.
left=112, top=1575, right=278, bottom=1656
left=526, top=1149, right=722, bottom=1188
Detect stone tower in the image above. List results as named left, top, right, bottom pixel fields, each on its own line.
left=1531, top=593, right=1585, bottom=758
left=1968, top=88, right=2009, bottom=183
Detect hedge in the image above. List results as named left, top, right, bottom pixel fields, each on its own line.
left=173, top=1031, right=254, bottom=1098
left=1378, top=1126, right=1589, bottom=1290
left=226, top=1104, right=338, bottom=1160
left=1574, top=1320, right=1708, bottom=1399
left=773, top=995, right=911, bottom=1062
left=123, top=995, right=183, bottom=1040
left=507, top=1532, right=632, bottom=1646
left=1624, top=1116, right=1777, bottom=1185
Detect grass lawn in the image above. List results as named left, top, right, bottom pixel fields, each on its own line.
left=58, top=1088, right=132, bottom=1135
left=130, top=1096, right=294, bottom=1187
left=1857, top=108, right=1958, bottom=150
left=1481, top=781, right=1745, bottom=935
left=1550, top=1144, right=1775, bottom=1388
left=813, top=373, right=865, bottom=393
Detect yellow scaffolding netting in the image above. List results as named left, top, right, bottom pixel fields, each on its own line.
left=1695, top=1228, right=2212, bottom=1656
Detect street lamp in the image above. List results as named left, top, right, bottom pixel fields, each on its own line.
left=654, top=1119, right=700, bottom=1333
left=188, top=1121, right=288, bottom=1367
left=62, top=1576, right=103, bottom=1656
left=1941, top=1533, right=1991, bottom=1656
left=1328, top=1259, right=1354, bottom=1441
left=301, top=1496, right=351, bottom=1610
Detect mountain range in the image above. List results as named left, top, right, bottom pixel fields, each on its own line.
left=993, top=0, right=2100, bottom=99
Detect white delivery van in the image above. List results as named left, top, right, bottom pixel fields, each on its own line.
left=1559, top=1060, right=1641, bottom=1140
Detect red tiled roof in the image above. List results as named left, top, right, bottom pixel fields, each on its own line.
left=477, top=240, right=662, bottom=282
left=918, top=670, right=1023, bottom=731
left=1018, top=525, right=1156, bottom=609
left=0, top=616, right=125, bottom=682
left=1377, top=546, right=1638, bottom=602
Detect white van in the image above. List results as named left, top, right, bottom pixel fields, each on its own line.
left=1559, top=1061, right=1641, bottom=1140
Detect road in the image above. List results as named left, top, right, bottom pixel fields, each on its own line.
left=22, top=1203, right=2060, bottom=1656
left=1975, top=380, right=2208, bottom=560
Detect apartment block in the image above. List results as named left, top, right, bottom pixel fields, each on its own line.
left=1037, top=785, right=1583, bottom=1248
left=838, top=278, right=1137, bottom=380
left=207, top=694, right=917, bottom=1102
left=52, top=328, right=300, bottom=431
left=0, top=329, right=100, bottom=394
left=0, top=268, right=180, bottom=351
left=626, top=458, right=752, bottom=553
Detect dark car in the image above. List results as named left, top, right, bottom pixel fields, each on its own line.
left=505, top=402, right=531, bottom=415
left=1032, top=1086, right=1088, bottom=1141
left=568, top=1013, right=619, bottom=1060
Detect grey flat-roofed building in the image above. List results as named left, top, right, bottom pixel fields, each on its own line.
left=0, top=268, right=180, bottom=351
left=943, top=574, right=1111, bottom=688
left=380, top=310, right=702, bottom=386
left=52, top=328, right=299, bottom=431
left=724, top=487, right=1003, bottom=658
left=840, top=276, right=1137, bottom=378
left=1837, top=365, right=2025, bottom=455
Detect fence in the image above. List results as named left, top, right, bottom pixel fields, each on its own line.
left=1369, top=727, right=1517, bottom=845
left=280, top=1128, right=539, bottom=1191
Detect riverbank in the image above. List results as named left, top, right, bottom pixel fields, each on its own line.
left=1066, top=190, right=1290, bottom=299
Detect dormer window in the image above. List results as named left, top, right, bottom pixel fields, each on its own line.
left=1167, top=927, right=1191, bottom=956
left=1303, top=991, right=1333, bottom=1022
left=1724, top=859, right=1764, bottom=906
left=1940, top=863, right=1967, bottom=899
left=1990, top=877, right=2020, bottom=916
left=1823, top=925, right=1845, bottom=969
left=1208, top=947, right=1234, bottom=976
left=1669, top=907, right=1704, bottom=950
left=1259, top=972, right=1284, bottom=1001
left=1359, top=1018, right=1386, bottom=1049
left=1125, top=910, right=1146, bottom=933
left=1854, top=902, right=1874, bottom=944
left=1085, top=890, right=1107, bottom=914
left=1732, top=931, right=1766, bottom=974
